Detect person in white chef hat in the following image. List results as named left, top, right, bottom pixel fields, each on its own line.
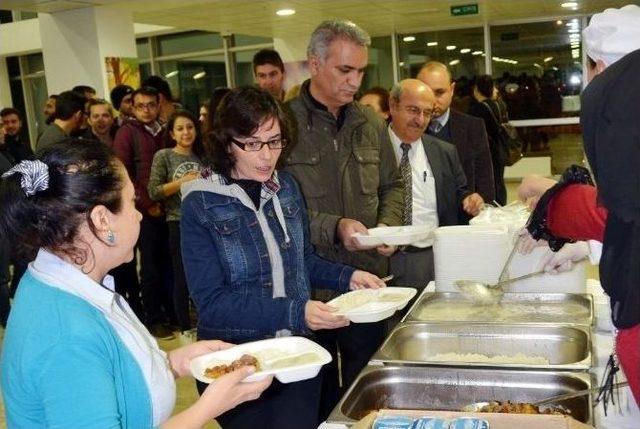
left=517, top=5, right=640, bottom=414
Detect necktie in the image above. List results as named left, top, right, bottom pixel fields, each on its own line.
left=399, top=143, right=412, bottom=225
left=429, top=120, right=442, bottom=134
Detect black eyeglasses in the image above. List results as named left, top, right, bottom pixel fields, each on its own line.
left=231, top=138, right=287, bottom=152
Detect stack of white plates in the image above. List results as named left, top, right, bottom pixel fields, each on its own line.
left=433, top=225, right=510, bottom=292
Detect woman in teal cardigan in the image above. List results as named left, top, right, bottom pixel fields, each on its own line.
left=0, top=139, right=272, bottom=429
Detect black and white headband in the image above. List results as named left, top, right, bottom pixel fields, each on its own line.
left=1, top=159, right=50, bottom=196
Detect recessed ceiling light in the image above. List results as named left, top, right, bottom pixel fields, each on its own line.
left=193, top=71, right=206, bottom=80
left=427, top=41, right=438, bottom=46
left=399, top=61, right=405, bottom=67
left=276, top=8, right=295, bottom=16
left=472, top=50, right=483, bottom=55
left=403, top=36, right=416, bottom=42
left=544, top=56, right=554, bottom=62
left=446, top=45, right=456, bottom=50
left=449, top=59, right=460, bottom=65
left=165, top=70, right=178, bottom=78
left=460, top=48, right=471, bottom=54
left=556, top=20, right=563, bottom=25
left=561, top=2, right=578, bottom=8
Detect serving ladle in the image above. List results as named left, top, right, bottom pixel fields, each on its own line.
left=455, top=270, right=546, bottom=305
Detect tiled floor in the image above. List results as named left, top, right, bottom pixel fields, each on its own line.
left=0, top=183, right=598, bottom=429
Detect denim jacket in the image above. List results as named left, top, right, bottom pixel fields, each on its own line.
left=180, top=170, right=356, bottom=343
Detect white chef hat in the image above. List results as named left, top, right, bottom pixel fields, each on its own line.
left=583, top=4, right=640, bottom=67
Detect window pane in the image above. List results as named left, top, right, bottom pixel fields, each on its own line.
left=24, top=53, right=45, bottom=74
left=362, top=35, right=394, bottom=91
left=137, top=38, right=150, bottom=59
left=397, top=27, right=485, bottom=80
left=139, top=62, right=152, bottom=82
left=25, top=76, right=49, bottom=141
left=159, top=55, right=227, bottom=115
left=234, top=50, right=258, bottom=87
left=491, top=19, right=584, bottom=119
left=157, top=31, right=223, bottom=57
left=7, top=56, right=20, bottom=78
left=233, top=34, right=272, bottom=46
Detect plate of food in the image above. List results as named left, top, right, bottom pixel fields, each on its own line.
left=190, top=336, right=331, bottom=384
left=352, top=225, right=435, bottom=248
left=327, top=287, right=418, bottom=323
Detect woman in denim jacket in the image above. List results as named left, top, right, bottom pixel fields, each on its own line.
left=180, top=87, right=385, bottom=429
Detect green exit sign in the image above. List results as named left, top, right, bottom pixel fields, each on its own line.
left=451, top=3, right=479, bottom=16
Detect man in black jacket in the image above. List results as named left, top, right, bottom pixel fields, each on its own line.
left=417, top=62, right=495, bottom=206
left=0, top=108, right=33, bottom=164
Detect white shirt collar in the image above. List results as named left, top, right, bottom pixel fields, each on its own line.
left=434, top=108, right=451, bottom=127
left=30, top=248, right=116, bottom=315
left=388, top=124, right=422, bottom=149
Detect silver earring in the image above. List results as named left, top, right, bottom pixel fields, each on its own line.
left=107, top=230, right=116, bottom=244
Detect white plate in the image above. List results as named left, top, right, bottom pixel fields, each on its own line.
left=327, top=287, right=418, bottom=323
left=190, top=336, right=331, bottom=384
left=352, top=225, right=435, bottom=248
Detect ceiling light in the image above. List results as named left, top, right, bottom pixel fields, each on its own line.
left=543, top=56, right=554, bottom=62
left=446, top=45, right=457, bottom=50
left=534, top=63, right=542, bottom=69
left=427, top=41, right=438, bottom=46
left=399, top=61, right=405, bottom=67
left=492, top=56, right=500, bottom=61
left=449, top=59, right=460, bottom=65
left=472, top=50, right=483, bottom=55
left=276, top=8, right=295, bottom=16
left=556, top=20, right=563, bottom=25
left=165, top=70, right=178, bottom=78
left=460, top=48, right=471, bottom=54
left=561, top=2, right=578, bottom=8
left=193, top=71, right=206, bottom=80
left=552, top=66, right=559, bottom=71
left=403, top=36, right=416, bottom=42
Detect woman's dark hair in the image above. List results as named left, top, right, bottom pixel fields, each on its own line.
left=359, top=87, right=390, bottom=115
left=474, top=74, right=495, bottom=99
left=163, top=110, right=205, bottom=160
left=0, top=138, right=124, bottom=265
left=205, top=87, right=232, bottom=134
left=205, top=87, right=290, bottom=176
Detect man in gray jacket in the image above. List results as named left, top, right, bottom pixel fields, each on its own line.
left=284, top=20, right=404, bottom=419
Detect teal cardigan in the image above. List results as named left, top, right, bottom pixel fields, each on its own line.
left=1, top=271, right=156, bottom=429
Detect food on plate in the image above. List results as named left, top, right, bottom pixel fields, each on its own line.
left=478, top=400, right=569, bottom=415
left=204, top=354, right=260, bottom=379
left=332, top=291, right=405, bottom=312
left=262, top=352, right=322, bottom=369
left=428, top=352, right=549, bottom=365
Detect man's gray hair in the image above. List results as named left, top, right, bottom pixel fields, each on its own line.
left=307, top=20, right=371, bottom=62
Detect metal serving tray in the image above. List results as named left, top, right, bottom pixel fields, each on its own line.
left=327, top=365, right=593, bottom=424
left=404, top=292, right=593, bottom=326
left=371, top=323, right=592, bottom=371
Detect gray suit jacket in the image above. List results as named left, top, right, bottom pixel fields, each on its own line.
left=420, top=134, right=472, bottom=226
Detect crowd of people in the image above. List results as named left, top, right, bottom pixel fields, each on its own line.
left=0, top=4, right=639, bottom=429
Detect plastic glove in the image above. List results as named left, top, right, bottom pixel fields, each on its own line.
left=539, top=241, right=590, bottom=274
left=515, top=227, right=547, bottom=255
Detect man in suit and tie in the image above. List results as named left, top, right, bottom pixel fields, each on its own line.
left=387, top=79, right=484, bottom=288
left=417, top=62, right=496, bottom=206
